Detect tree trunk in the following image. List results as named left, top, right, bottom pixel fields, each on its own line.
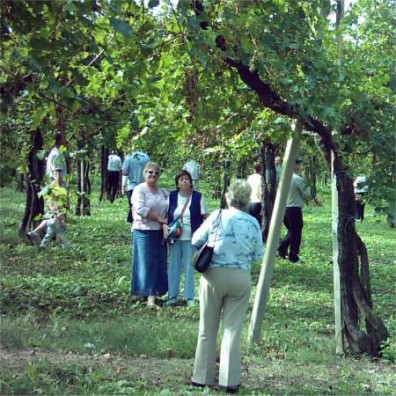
left=192, top=0, right=389, bottom=354
left=261, top=141, right=277, bottom=242
left=75, top=158, right=91, bottom=216
left=99, top=145, right=108, bottom=202
left=334, top=156, right=389, bottom=355
left=19, top=130, right=45, bottom=239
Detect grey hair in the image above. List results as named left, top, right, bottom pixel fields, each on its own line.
left=144, top=161, right=161, bottom=173
left=226, top=179, right=252, bottom=211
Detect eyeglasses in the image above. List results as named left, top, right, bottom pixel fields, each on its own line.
left=146, top=170, right=160, bottom=176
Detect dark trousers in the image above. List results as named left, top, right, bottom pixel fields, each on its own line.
left=126, top=189, right=133, bottom=223
left=108, top=171, right=120, bottom=202
left=248, top=202, right=262, bottom=226
left=279, top=207, right=303, bottom=261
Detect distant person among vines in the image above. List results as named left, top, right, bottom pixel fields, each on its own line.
left=46, top=131, right=68, bottom=187
left=278, top=159, right=311, bottom=263
left=163, top=170, right=208, bottom=307
left=122, top=150, right=150, bottom=223
left=247, top=162, right=263, bottom=226
left=107, top=150, right=122, bottom=203
left=183, top=159, right=201, bottom=190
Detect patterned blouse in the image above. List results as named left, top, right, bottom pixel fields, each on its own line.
left=192, top=207, right=264, bottom=271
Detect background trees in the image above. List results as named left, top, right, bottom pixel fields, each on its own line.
left=1, top=0, right=394, bottom=355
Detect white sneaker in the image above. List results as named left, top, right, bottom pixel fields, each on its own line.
left=27, top=231, right=41, bottom=247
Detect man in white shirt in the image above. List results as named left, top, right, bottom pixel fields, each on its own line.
left=278, top=159, right=311, bottom=263
left=247, top=162, right=263, bottom=226
left=183, top=159, right=201, bottom=190
left=46, top=132, right=67, bottom=187
left=107, top=151, right=122, bottom=202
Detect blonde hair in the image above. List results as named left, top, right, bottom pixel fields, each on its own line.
left=144, top=161, right=161, bottom=173
left=226, top=179, right=252, bottom=210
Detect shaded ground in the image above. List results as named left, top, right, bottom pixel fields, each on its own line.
left=1, top=347, right=395, bottom=395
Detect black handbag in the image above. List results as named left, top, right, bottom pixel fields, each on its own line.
left=192, top=210, right=221, bottom=273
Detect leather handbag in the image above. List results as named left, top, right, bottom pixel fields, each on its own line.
left=192, top=210, right=222, bottom=273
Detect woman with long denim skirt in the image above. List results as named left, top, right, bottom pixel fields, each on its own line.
left=131, top=162, right=168, bottom=308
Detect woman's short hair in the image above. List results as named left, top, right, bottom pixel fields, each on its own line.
left=175, top=170, right=193, bottom=189
left=226, top=179, right=252, bottom=211
left=253, top=162, right=262, bottom=173
left=144, top=161, right=161, bottom=173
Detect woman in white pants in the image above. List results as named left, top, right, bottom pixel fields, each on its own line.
left=191, top=180, right=264, bottom=393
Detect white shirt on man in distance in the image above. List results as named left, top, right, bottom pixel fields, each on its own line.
left=107, top=154, right=122, bottom=172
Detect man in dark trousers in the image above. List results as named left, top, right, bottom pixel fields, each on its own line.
left=278, top=159, right=311, bottom=263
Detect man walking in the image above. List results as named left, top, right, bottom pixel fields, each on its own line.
left=278, top=159, right=310, bottom=263
left=122, top=150, right=150, bottom=223
left=107, top=150, right=122, bottom=203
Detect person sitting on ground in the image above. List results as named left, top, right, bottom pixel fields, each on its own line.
left=28, top=201, right=71, bottom=249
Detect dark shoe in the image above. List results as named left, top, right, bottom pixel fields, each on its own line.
left=191, top=381, right=205, bottom=388
left=220, top=385, right=240, bottom=394
left=289, top=256, right=300, bottom=263
left=278, top=248, right=287, bottom=259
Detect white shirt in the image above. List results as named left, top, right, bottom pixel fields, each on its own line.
left=247, top=173, right=262, bottom=203
left=183, top=160, right=200, bottom=180
left=46, top=146, right=67, bottom=185
left=170, top=192, right=208, bottom=240
left=107, top=154, right=122, bottom=171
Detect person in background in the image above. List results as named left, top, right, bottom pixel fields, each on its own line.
left=191, top=180, right=264, bottom=394
left=183, top=159, right=201, bottom=190
left=107, top=150, right=122, bottom=203
left=354, top=175, right=368, bottom=221
left=275, top=156, right=282, bottom=184
left=164, top=170, right=208, bottom=307
left=278, top=159, right=311, bottom=263
left=247, top=162, right=263, bottom=226
left=131, top=162, right=168, bottom=308
left=28, top=204, right=71, bottom=249
left=122, top=150, right=150, bottom=223
left=46, top=131, right=67, bottom=187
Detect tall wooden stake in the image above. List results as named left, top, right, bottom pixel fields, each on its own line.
left=248, top=122, right=301, bottom=347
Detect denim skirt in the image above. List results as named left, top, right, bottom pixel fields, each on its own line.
left=131, top=229, right=168, bottom=296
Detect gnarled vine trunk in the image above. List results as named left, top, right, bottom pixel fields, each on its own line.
left=19, top=130, right=45, bottom=239
left=192, top=0, right=389, bottom=355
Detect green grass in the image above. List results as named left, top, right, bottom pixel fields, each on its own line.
left=0, top=182, right=395, bottom=395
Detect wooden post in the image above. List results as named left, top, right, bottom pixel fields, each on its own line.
left=248, top=122, right=301, bottom=348
left=331, top=148, right=344, bottom=354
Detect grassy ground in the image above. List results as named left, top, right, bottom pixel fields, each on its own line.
left=0, top=181, right=395, bottom=395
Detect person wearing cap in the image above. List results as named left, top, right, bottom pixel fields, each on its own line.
left=278, top=159, right=311, bottom=263
left=354, top=175, right=368, bottom=221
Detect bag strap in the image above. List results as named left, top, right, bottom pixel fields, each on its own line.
left=211, top=210, right=222, bottom=241
left=179, top=194, right=191, bottom=222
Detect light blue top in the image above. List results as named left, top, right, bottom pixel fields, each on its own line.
left=122, top=152, right=150, bottom=191
left=192, top=208, right=264, bottom=271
